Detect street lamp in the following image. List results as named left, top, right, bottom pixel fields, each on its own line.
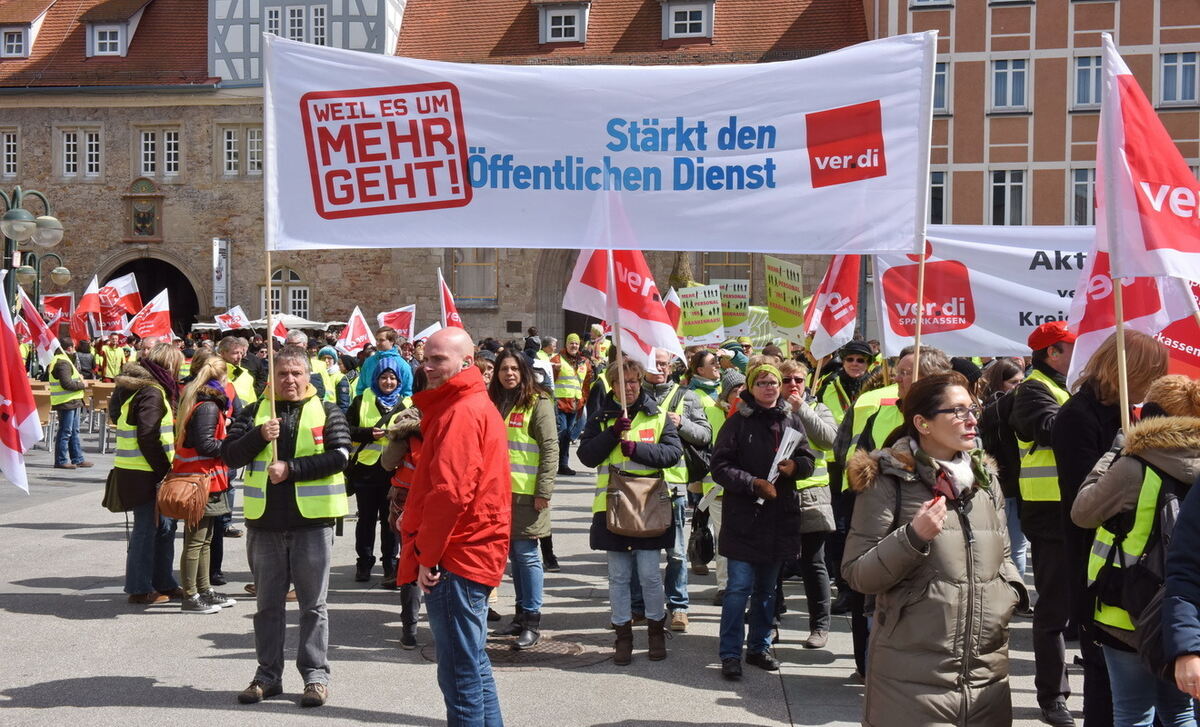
left=17, top=252, right=71, bottom=306
left=1, top=185, right=63, bottom=308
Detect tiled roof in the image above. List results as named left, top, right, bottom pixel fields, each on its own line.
left=79, top=0, right=152, bottom=23
left=0, top=0, right=56, bottom=24
left=396, top=0, right=868, bottom=65
left=0, top=0, right=214, bottom=88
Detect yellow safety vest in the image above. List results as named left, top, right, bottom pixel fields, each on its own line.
left=325, top=370, right=346, bottom=404
left=179, top=358, right=192, bottom=380
left=796, top=402, right=831, bottom=491
left=243, top=396, right=348, bottom=520
left=662, top=384, right=692, bottom=487
left=1085, top=465, right=1163, bottom=632
left=1017, top=369, right=1070, bottom=502
left=697, top=389, right=727, bottom=496
left=842, top=383, right=900, bottom=490
left=102, top=348, right=126, bottom=379
left=553, top=356, right=584, bottom=400
left=113, top=385, right=175, bottom=471
left=594, top=338, right=611, bottom=360
left=818, top=374, right=853, bottom=425
left=537, top=350, right=550, bottom=361
left=354, top=390, right=407, bottom=467
left=591, top=408, right=668, bottom=513
left=594, top=373, right=611, bottom=400
left=506, top=400, right=542, bottom=496
left=227, top=362, right=257, bottom=408
left=48, top=353, right=85, bottom=407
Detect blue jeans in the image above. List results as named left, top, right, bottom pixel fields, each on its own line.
left=631, top=494, right=689, bottom=612
left=1102, top=644, right=1196, bottom=727
left=555, top=409, right=578, bottom=469
left=607, top=550, right=665, bottom=624
left=425, top=570, right=503, bottom=727
left=509, top=538, right=544, bottom=613
left=1005, top=496, right=1028, bottom=577
left=124, top=500, right=179, bottom=595
left=53, top=407, right=83, bottom=466
left=247, top=526, right=334, bottom=687
left=719, top=558, right=782, bottom=661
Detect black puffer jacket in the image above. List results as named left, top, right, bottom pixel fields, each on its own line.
left=978, top=390, right=1020, bottom=499
left=578, top=390, right=682, bottom=552
left=711, top=391, right=817, bottom=563
left=182, top=385, right=228, bottom=458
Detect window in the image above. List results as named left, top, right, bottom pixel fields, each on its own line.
left=1162, top=52, right=1199, bottom=105
left=451, top=249, right=499, bottom=306
left=933, top=61, right=949, bottom=113
left=219, top=125, right=264, bottom=177
left=93, top=25, right=121, bottom=55
left=265, top=8, right=280, bottom=36
left=991, top=170, right=1025, bottom=225
left=911, top=0, right=953, bottom=5
left=539, top=5, right=587, bottom=44
left=311, top=6, right=326, bottom=46
left=287, top=7, right=305, bottom=42
left=262, top=268, right=309, bottom=318
left=136, top=128, right=181, bottom=178
left=1074, top=56, right=1102, bottom=108
left=1072, top=168, right=1095, bottom=226
left=1, top=28, right=25, bottom=57
left=662, top=1, right=713, bottom=40
left=60, top=128, right=102, bottom=178
left=992, top=59, right=1028, bottom=110
left=1, top=130, right=16, bottom=178
left=702, top=252, right=752, bottom=284
left=549, top=11, right=578, bottom=40
left=930, top=171, right=946, bottom=224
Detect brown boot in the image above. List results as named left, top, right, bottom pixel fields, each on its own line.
left=647, top=616, right=668, bottom=661
left=613, top=621, right=634, bottom=666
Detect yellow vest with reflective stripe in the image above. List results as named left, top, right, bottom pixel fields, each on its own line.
left=243, top=396, right=348, bottom=520
left=553, top=357, right=583, bottom=400
left=48, top=353, right=85, bottom=407
left=325, top=370, right=345, bottom=404
left=796, top=402, right=830, bottom=490
left=695, top=390, right=727, bottom=496
left=506, top=400, right=541, bottom=495
left=227, top=362, right=256, bottom=408
left=179, top=359, right=192, bottom=380
left=1017, top=369, right=1070, bottom=502
left=591, top=408, right=667, bottom=513
left=662, top=384, right=692, bottom=486
left=114, top=385, right=175, bottom=471
left=354, top=390, right=407, bottom=467
left=842, top=384, right=900, bottom=491
left=1085, top=465, right=1163, bottom=632
left=594, top=373, right=610, bottom=400
left=818, top=375, right=852, bottom=424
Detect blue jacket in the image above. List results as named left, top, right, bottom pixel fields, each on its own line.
left=355, top=349, right=413, bottom=398
left=1163, top=475, right=1200, bottom=662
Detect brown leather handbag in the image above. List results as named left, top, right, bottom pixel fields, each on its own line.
left=156, top=472, right=210, bottom=528
left=605, top=466, right=671, bottom=538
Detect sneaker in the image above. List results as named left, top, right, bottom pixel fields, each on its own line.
left=53, top=463, right=77, bottom=469
left=75, top=461, right=95, bottom=468
left=721, top=657, right=743, bottom=680
left=544, top=557, right=561, bottom=572
left=301, top=682, right=329, bottom=708
left=1040, top=700, right=1075, bottom=726
left=200, top=589, right=236, bottom=608
left=224, top=527, right=244, bottom=538
left=557, top=466, right=577, bottom=476
left=181, top=594, right=220, bottom=614
left=669, top=610, right=689, bottom=632
left=237, top=680, right=282, bottom=704
left=746, top=650, right=780, bottom=671
left=400, top=625, right=417, bottom=650
left=128, top=592, right=168, bottom=605
left=803, top=630, right=829, bottom=649
left=210, top=572, right=227, bottom=586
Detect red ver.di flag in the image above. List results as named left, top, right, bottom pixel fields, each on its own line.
left=18, top=287, right=60, bottom=366
left=0, top=271, right=41, bottom=492
left=40, top=293, right=73, bottom=320
left=124, top=289, right=173, bottom=339
left=215, top=305, right=252, bottom=331
left=804, top=255, right=860, bottom=359
left=377, top=305, right=416, bottom=340
left=100, top=272, right=143, bottom=315
left=1098, top=33, right=1200, bottom=282
left=438, top=269, right=464, bottom=329
left=336, top=306, right=373, bottom=355
left=264, top=32, right=936, bottom=255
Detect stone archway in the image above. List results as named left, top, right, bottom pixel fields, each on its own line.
left=96, top=248, right=206, bottom=334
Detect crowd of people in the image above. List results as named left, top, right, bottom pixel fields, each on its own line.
left=35, top=315, right=1200, bottom=726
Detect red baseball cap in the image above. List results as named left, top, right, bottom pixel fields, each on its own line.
left=1027, top=320, right=1077, bottom=351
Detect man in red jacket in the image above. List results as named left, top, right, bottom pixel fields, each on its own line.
left=398, top=326, right=511, bottom=727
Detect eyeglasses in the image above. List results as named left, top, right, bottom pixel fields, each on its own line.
left=843, top=356, right=868, bottom=364
left=780, top=377, right=803, bottom=384
left=931, top=405, right=982, bottom=422
left=753, top=380, right=780, bottom=388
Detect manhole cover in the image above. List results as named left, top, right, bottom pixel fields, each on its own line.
left=420, top=631, right=613, bottom=670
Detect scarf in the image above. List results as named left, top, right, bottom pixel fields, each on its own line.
left=206, top=378, right=233, bottom=416
left=687, top=374, right=720, bottom=397
left=371, top=360, right=402, bottom=409
left=141, top=359, right=180, bottom=405
left=910, top=440, right=991, bottom=498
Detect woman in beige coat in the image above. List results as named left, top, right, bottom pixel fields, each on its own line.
left=843, top=372, right=1028, bottom=727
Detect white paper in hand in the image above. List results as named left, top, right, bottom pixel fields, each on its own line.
left=759, top=426, right=804, bottom=504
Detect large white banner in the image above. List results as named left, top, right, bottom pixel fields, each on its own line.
left=264, top=33, right=935, bottom=253
left=873, top=225, right=1094, bottom=356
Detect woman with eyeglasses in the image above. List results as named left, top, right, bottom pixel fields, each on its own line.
left=843, top=372, right=1028, bottom=727
left=710, top=364, right=816, bottom=679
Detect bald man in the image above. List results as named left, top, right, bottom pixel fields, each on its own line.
left=398, top=327, right=511, bottom=726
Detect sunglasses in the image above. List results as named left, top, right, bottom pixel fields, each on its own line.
left=843, top=356, right=868, bottom=364
left=931, top=405, right=982, bottom=422
left=780, top=377, right=803, bottom=384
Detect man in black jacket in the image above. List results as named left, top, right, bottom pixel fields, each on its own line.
left=50, top=337, right=93, bottom=469
left=1009, top=321, right=1076, bottom=727
left=222, top=346, right=352, bottom=709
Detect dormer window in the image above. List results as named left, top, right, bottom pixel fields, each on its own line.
left=1, top=28, right=25, bottom=57
left=536, top=2, right=588, bottom=44
left=660, top=1, right=714, bottom=40
left=93, top=25, right=122, bottom=55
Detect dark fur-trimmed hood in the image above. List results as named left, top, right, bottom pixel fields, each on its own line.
left=114, top=362, right=158, bottom=392
left=1121, top=415, right=1200, bottom=485
left=387, top=406, right=423, bottom=440
left=847, top=436, right=997, bottom=493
